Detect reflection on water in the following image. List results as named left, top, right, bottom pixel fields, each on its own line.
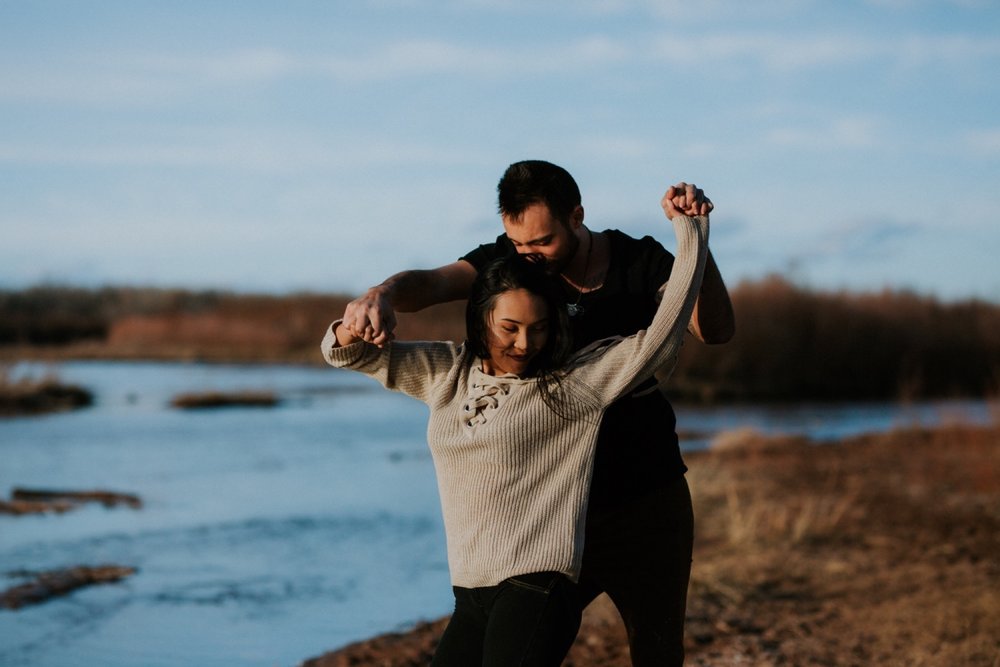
left=0, top=361, right=993, bottom=667
left=675, top=399, right=993, bottom=450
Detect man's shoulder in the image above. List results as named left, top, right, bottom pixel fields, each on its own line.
left=460, top=233, right=513, bottom=268
left=604, top=228, right=673, bottom=260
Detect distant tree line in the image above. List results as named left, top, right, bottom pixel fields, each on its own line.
left=2, top=279, right=998, bottom=402
left=669, top=276, right=1000, bottom=402
left=0, top=286, right=229, bottom=345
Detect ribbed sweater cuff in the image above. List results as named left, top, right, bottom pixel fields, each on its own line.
left=320, top=320, right=367, bottom=367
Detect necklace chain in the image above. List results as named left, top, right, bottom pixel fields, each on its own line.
left=567, top=229, right=593, bottom=317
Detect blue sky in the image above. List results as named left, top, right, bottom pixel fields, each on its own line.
left=2, top=0, right=998, bottom=302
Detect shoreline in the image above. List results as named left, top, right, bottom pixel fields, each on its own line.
left=302, top=422, right=999, bottom=666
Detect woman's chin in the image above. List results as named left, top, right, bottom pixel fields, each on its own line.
left=503, top=357, right=534, bottom=376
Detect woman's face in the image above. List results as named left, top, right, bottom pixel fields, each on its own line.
left=482, top=288, right=550, bottom=377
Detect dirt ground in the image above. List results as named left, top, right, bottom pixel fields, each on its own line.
left=303, top=421, right=1000, bottom=666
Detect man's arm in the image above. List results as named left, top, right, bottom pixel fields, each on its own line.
left=341, top=260, right=478, bottom=346
left=689, top=251, right=735, bottom=344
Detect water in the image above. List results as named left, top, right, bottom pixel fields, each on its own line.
left=0, top=361, right=992, bottom=667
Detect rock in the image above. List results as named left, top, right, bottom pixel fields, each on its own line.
left=0, top=488, right=142, bottom=515
left=1, top=565, right=137, bottom=610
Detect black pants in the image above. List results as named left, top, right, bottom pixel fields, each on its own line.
left=577, top=476, right=695, bottom=667
left=431, top=571, right=582, bottom=667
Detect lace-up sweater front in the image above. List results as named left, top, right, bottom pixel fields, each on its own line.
left=321, top=215, right=709, bottom=588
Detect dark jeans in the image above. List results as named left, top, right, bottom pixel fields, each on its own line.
left=577, top=475, right=695, bottom=667
left=431, top=571, right=582, bottom=667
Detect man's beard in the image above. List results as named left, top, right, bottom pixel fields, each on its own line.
left=533, top=232, right=580, bottom=277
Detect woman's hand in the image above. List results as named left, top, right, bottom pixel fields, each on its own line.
left=661, top=182, right=712, bottom=220
left=333, top=320, right=364, bottom=347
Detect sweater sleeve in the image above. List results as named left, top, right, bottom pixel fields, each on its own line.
left=571, top=214, right=709, bottom=405
left=320, top=322, right=460, bottom=404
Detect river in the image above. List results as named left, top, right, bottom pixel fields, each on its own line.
left=0, top=361, right=992, bottom=667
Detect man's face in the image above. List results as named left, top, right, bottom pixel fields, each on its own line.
left=502, top=202, right=580, bottom=275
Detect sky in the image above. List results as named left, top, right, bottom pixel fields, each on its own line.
left=1, top=0, right=998, bottom=302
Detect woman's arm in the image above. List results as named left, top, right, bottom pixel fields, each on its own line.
left=321, top=321, right=461, bottom=404
left=574, top=205, right=709, bottom=404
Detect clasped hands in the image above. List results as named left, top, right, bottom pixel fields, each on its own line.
left=662, top=182, right=712, bottom=220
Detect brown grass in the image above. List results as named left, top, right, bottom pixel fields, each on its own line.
left=679, top=421, right=1000, bottom=666
left=305, top=421, right=1000, bottom=666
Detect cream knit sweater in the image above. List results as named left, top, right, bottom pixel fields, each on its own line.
left=321, top=214, right=708, bottom=588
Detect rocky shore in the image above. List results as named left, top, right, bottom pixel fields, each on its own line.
left=303, top=421, right=999, bottom=666
left=0, top=374, right=92, bottom=417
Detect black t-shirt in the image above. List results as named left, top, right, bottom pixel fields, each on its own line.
left=461, top=229, right=687, bottom=511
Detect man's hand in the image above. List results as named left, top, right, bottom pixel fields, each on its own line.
left=662, top=182, right=713, bottom=220
left=342, top=286, right=398, bottom=347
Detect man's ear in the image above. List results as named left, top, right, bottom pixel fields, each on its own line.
left=569, top=205, right=585, bottom=229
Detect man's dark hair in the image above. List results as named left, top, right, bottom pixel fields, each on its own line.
left=465, top=256, right=573, bottom=414
left=497, top=160, right=581, bottom=224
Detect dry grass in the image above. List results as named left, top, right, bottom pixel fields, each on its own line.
left=681, top=421, right=1000, bottom=666
left=305, top=421, right=1000, bottom=666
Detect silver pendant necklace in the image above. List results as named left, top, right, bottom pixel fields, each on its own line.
left=566, top=229, right=593, bottom=318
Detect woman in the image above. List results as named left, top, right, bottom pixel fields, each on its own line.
left=321, top=202, right=709, bottom=666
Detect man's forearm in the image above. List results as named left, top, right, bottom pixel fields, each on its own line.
left=691, top=250, right=735, bottom=344
left=376, top=264, right=474, bottom=313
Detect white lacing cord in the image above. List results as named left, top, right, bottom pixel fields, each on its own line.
left=462, top=380, right=512, bottom=428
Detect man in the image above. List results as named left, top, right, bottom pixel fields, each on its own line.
left=342, top=160, right=734, bottom=665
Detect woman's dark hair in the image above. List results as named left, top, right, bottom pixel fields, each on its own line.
left=465, top=255, right=573, bottom=411
left=497, top=160, right=581, bottom=224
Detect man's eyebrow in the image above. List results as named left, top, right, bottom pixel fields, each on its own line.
left=509, top=233, right=554, bottom=245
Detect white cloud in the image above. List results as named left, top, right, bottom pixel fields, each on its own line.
left=649, top=31, right=1000, bottom=73
left=429, top=0, right=814, bottom=21
left=134, top=49, right=298, bottom=85
left=0, top=49, right=296, bottom=106
left=315, top=36, right=627, bottom=82
left=651, top=33, right=868, bottom=70
left=3, top=26, right=995, bottom=110
left=961, top=128, right=1000, bottom=156
left=0, top=132, right=486, bottom=172
left=866, top=0, right=992, bottom=9
left=764, top=116, right=884, bottom=151
left=808, top=218, right=922, bottom=261
left=0, top=38, right=631, bottom=107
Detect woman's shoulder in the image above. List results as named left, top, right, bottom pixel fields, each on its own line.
left=566, top=336, right=624, bottom=369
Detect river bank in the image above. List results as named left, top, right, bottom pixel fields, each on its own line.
left=304, top=421, right=999, bottom=666
left=0, top=371, right=92, bottom=417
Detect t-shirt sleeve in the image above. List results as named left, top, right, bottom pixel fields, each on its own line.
left=633, top=236, right=697, bottom=336
left=634, top=235, right=676, bottom=294
left=460, top=234, right=513, bottom=271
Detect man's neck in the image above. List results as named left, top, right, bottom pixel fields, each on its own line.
left=562, top=226, right=607, bottom=292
